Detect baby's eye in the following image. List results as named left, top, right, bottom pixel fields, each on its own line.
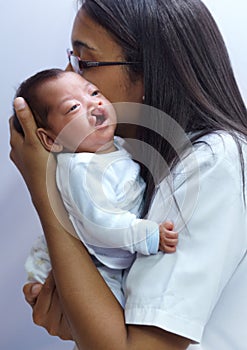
left=91, top=90, right=100, bottom=97
left=68, top=104, right=80, bottom=113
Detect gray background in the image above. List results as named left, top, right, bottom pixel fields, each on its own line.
left=0, top=1, right=246, bottom=349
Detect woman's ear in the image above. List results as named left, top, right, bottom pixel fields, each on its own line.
left=36, top=128, right=64, bottom=153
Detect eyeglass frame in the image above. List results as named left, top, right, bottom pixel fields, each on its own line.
left=67, top=49, right=142, bottom=74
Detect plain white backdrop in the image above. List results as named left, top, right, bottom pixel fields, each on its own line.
left=0, top=1, right=246, bottom=349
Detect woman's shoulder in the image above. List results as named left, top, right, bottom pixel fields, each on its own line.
left=184, top=131, right=245, bottom=163
left=171, top=131, right=247, bottom=187
left=192, top=131, right=247, bottom=168
left=195, top=131, right=246, bottom=152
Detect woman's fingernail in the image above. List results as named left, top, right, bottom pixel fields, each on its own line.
left=31, top=284, right=42, bottom=295
left=14, top=97, right=26, bottom=111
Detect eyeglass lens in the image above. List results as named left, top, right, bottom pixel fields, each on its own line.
left=70, top=55, right=81, bottom=74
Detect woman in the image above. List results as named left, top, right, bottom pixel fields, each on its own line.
left=10, top=0, right=247, bottom=349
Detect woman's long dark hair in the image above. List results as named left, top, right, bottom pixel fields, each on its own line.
left=80, top=0, right=247, bottom=215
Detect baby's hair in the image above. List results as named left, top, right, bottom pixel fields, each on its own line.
left=13, top=68, right=65, bottom=135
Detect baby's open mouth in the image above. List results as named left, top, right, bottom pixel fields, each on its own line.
left=94, top=114, right=105, bottom=126
left=91, top=107, right=107, bottom=127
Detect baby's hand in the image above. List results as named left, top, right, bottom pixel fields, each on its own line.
left=159, top=221, right=178, bottom=253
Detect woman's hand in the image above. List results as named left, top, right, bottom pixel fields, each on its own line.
left=23, top=272, right=73, bottom=341
left=9, top=97, right=54, bottom=204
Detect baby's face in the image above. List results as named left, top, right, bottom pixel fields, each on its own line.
left=40, top=72, right=117, bottom=153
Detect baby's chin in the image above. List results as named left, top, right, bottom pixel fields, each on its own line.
left=74, top=131, right=116, bottom=153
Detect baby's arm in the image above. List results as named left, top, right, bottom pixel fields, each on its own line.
left=159, top=221, right=178, bottom=253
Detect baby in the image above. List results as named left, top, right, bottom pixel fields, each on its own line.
left=13, top=69, right=178, bottom=306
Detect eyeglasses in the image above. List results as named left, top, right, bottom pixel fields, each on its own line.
left=67, top=49, right=141, bottom=75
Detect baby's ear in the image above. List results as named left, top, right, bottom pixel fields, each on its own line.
left=36, top=128, right=63, bottom=153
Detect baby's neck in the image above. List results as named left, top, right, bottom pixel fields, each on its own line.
left=96, top=140, right=117, bottom=154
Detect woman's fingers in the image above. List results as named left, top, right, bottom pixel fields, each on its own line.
left=13, top=97, right=38, bottom=143
left=44, top=286, right=73, bottom=340
left=31, top=272, right=73, bottom=340
left=9, top=116, right=22, bottom=144
left=9, top=97, right=52, bottom=190
left=33, top=272, right=56, bottom=322
left=23, top=282, right=43, bottom=307
left=9, top=116, right=23, bottom=164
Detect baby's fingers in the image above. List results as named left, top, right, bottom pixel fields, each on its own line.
left=159, top=237, right=178, bottom=253
left=159, top=244, right=177, bottom=253
left=163, top=234, right=179, bottom=247
left=159, top=226, right=179, bottom=253
left=163, top=231, right=178, bottom=240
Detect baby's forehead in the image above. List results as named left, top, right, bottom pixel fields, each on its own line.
left=58, top=72, right=99, bottom=91
left=38, top=72, right=100, bottom=108
left=71, top=72, right=98, bottom=90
